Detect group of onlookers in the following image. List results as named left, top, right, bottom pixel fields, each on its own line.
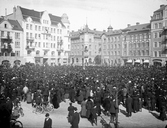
left=0, top=63, right=167, bottom=128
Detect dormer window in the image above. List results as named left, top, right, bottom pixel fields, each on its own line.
left=4, top=24, right=7, bottom=28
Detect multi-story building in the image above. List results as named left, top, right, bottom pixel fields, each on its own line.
left=0, top=17, right=24, bottom=66
left=121, top=23, right=151, bottom=65
left=150, top=4, right=165, bottom=66
left=101, top=26, right=122, bottom=66
left=5, top=6, right=70, bottom=65
left=70, top=25, right=103, bottom=66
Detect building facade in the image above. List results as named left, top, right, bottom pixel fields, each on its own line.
left=70, top=25, right=103, bottom=66
left=101, top=26, right=122, bottom=66
left=0, top=17, right=24, bottom=66
left=121, top=23, right=151, bottom=65
left=150, top=5, right=165, bottom=66
left=5, top=6, right=70, bottom=65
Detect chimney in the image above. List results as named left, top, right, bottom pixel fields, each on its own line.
left=5, top=8, right=7, bottom=16
left=103, top=30, right=106, bottom=32
left=94, top=28, right=96, bottom=31
left=13, top=6, right=16, bottom=19
left=160, top=4, right=164, bottom=8
left=136, top=22, right=140, bottom=25
left=127, top=24, right=131, bottom=27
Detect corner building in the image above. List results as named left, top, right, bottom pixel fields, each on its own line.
left=0, top=17, right=24, bottom=66
left=6, top=6, right=70, bottom=65
left=70, top=25, right=103, bottom=66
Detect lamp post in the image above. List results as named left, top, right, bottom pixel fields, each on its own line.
left=57, top=40, right=63, bottom=66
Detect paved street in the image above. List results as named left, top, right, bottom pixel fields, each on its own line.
left=18, top=99, right=167, bottom=128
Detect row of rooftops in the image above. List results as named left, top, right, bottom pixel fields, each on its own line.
left=71, top=22, right=151, bottom=39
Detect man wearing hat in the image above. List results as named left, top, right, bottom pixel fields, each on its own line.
left=43, top=113, right=52, bottom=128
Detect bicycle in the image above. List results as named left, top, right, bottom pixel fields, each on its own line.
left=10, top=118, right=23, bottom=128
left=33, top=102, right=54, bottom=114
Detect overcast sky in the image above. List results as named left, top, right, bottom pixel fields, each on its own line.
left=0, top=0, right=166, bottom=31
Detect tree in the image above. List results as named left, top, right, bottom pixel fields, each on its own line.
left=94, top=55, right=101, bottom=65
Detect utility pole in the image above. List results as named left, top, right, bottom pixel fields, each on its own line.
left=115, top=83, right=119, bottom=128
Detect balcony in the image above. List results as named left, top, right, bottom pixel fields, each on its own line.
left=26, top=45, right=35, bottom=51
left=1, top=44, right=12, bottom=54
left=26, top=37, right=34, bottom=42
left=1, top=35, right=12, bottom=43
left=161, top=35, right=167, bottom=44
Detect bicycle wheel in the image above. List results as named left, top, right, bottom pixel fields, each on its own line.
left=10, top=119, right=16, bottom=128
left=14, top=120, right=23, bottom=128
left=37, top=106, right=44, bottom=114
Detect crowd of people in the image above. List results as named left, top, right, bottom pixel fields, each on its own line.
left=0, top=63, right=167, bottom=128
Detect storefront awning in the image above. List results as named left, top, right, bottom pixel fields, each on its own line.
left=135, top=60, right=141, bottom=63
left=144, top=60, right=149, bottom=63
left=127, top=60, right=132, bottom=63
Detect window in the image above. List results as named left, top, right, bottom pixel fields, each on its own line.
left=154, top=42, right=157, bottom=47
left=159, top=42, right=161, bottom=47
left=154, top=33, right=157, bottom=38
left=57, top=29, right=59, bottom=34
left=30, top=24, right=32, bottom=30
left=146, top=50, right=149, bottom=56
left=60, top=29, right=62, bottom=34
left=159, top=23, right=162, bottom=29
left=35, top=33, right=37, bottom=39
left=4, top=24, right=7, bottom=28
left=30, top=33, right=32, bottom=38
left=26, top=32, right=29, bottom=38
left=159, top=51, right=161, bottom=57
left=43, top=42, right=45, bottom=48
left=38, top=34, right=41, bottom=39
left=26, top=24, right=29, bottom=29
left=38, top=26, right=41, bottom=31
left=15, top=42, right=20, bottom=48
left=15, top=33, right=20, bottom=39
left=1, top=31, right=4, bottom=37
left=154, top=51, right=157, bottom=57
left=154, top=23, right=158, bottom=29
left=38, top=42, right=41, bottom=47
left=35, top=25, right=37, bottom=31
left=15, top=51, right=20, bottom=56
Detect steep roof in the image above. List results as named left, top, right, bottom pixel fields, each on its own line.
left=122, top=23, right=150, bottom=33
left=8, top=19, right=23, bottom=31
left=105, top=29, right=122, bottom=36
left=154, top=5, right=166, bottom=13
left=19, top=6, right=65, bottom=27
left=48, top=14, right=65, bottom=27
left=0, top=17, right=23, bottom=31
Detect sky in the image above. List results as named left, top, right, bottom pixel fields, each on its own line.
left=0, top=0, right=167, bottom=31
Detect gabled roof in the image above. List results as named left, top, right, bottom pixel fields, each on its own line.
left=49, top=14, right=65, bottom=27
left=8, top=19, right=23, bottom=31
left=19, top=6, right=65, bottom=27
left=122, top=23, right=150, bottom=33
left=0, top=17, right=23, bottom=31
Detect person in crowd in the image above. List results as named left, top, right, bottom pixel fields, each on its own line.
left=67, top=102, right=76, bottom=124
left=86, top=96, right=94, bottom=125
left=80, top=98, right=87, bottom=118
left=23, top=85, right=29, bottom=102
left=43, top=113, right=52, bottom=128
left=71, top=107, right=80, bottom=128
left=126, top=94, right=133, bottom=117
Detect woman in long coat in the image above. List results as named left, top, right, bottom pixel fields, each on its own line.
left=27, top=91, right=32, bottom=104
left=126, top=95, right=133, bottom=117
left=52, top=92, right=59, bottom=109
left=80, top=98, right=87, bottom=118
left=71, top=108, right=80, bottom=128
